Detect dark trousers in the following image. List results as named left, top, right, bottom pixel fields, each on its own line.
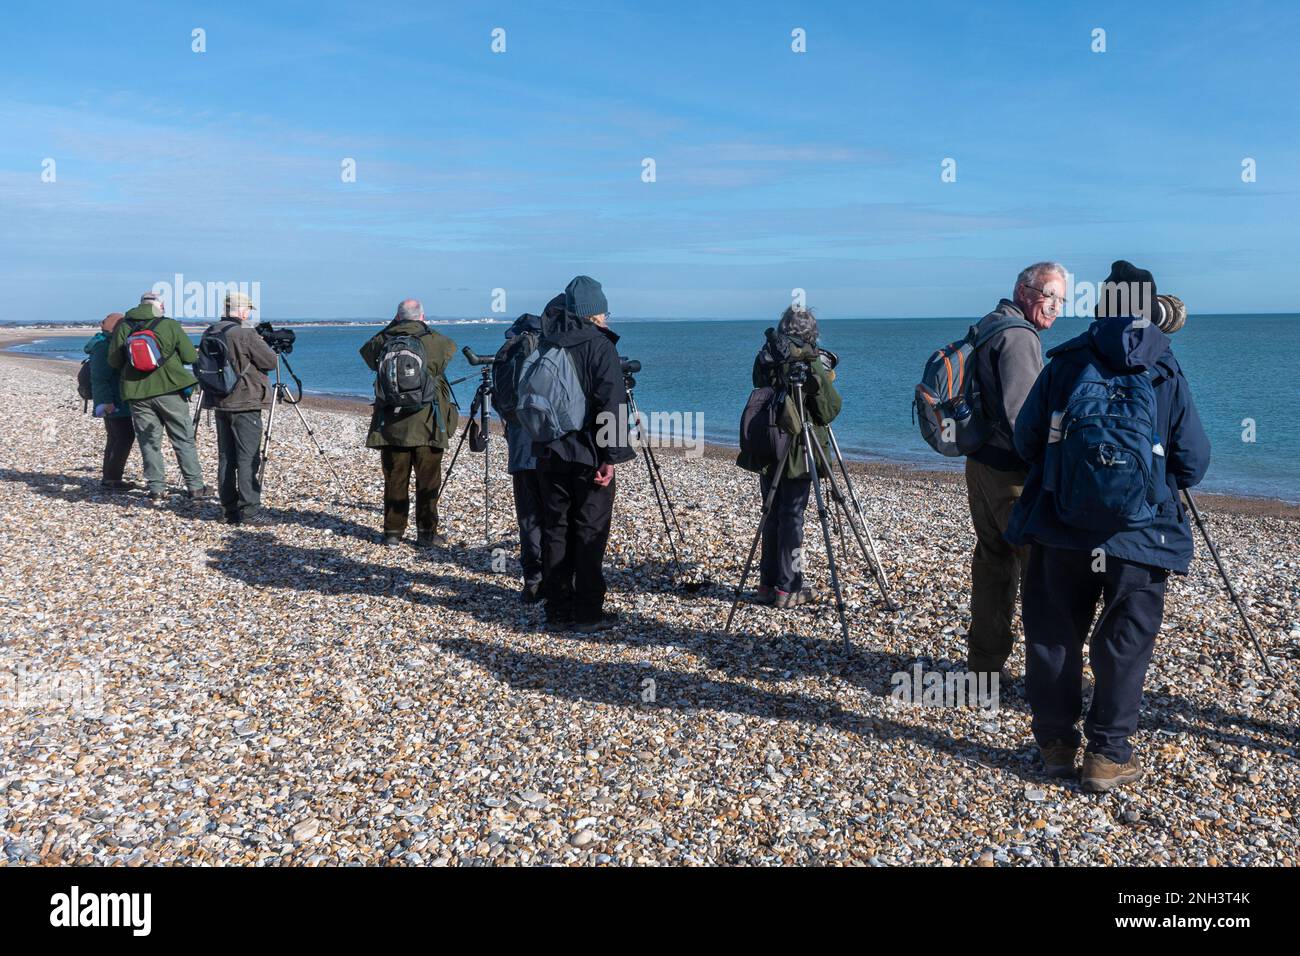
left=1022, top=543, right=1167, bottom=763
left=965, top=457, right=1030, bottom=672
left=102, top=416, right=135, bottom=482
left=381, top=446, right=443, bottom=535
left=538, top=459, right=616, bottom=623
left=215, top=409, right=264, bottom=519
left=512, top=470, right=544, bottom=586
left=759, top=471, right=811, bottom=593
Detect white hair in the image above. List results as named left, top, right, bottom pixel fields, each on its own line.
left=1014, top=261, right=1067, bottom=296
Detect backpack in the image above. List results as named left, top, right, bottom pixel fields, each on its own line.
left=1046, top=361, right=1164, bottom=533
left=514, top=344, right=587, bottom=442
left=736, top=385, right=791, bottom=474
left=195, top=322, right=241, bottom=397
left=913, top=316, right=1034, bottom=456
left=124, top=317, right=166, bottom=372
left=76, top=360, right=93, bottom=411
left=375, top=330, right=438, bottom=411
left=491, top=323, right=541, bottom=423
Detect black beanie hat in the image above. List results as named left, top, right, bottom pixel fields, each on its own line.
left=1097, top=259, right=1157, bottom=321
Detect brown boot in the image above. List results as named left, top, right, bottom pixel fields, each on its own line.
left=1081, top=752, right=1143, bottom=793
left=1038, top=740, right=1079, bottom=779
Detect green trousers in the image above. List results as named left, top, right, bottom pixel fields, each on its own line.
left=380, top=446, right=443, bottom=535
left=129, top=391, right=205, bottom=494
left=215, top=409, right=264, bottom=519
left=965, top=457, right=1030, bottom=673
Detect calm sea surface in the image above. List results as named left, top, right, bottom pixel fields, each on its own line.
left=17, top=314, right=1299, bottom=502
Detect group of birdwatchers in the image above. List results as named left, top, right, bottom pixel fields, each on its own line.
left=81, top=262, right=1209, bottom=794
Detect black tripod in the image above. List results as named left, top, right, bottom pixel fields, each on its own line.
left=1184, top=489, right=1276, bottom=679
left=440, top=346, right=495, bottom=545
left=255, top=352, right=350, bottom=500
left=725, top=366, right=897, bottom=653
left=621, top=360, right=699, bottom=589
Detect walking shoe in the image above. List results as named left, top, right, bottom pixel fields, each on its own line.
left=574, top=612, right=620, bottom=634
left=242, top=513, right=272, bottom=528
left=544, top=617, right=574, bottom=634
left=222, top=513, right=241, bottom=525
left=1081, top=752, right=1144, bottom=793
left=775, top=588, right=816, bottom=609
left=188, top=485, right=214, bottom=500
left=147, top=490, right=168, bottom=503
left=416, top=531, right=450, bottom=549
left=521, top=581, right=543, bottom=604
left=100, top=479, right=137, bottom=492
left=1038, top=740, right=1079, bottom=779
left=754, top=585, right=777, bottom=605
left=382, top=534, right=402, bottom=548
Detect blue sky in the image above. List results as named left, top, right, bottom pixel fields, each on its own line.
left=1, top=0, right=1297, bottom=320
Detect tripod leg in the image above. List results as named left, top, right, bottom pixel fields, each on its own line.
left=724, top=446, right=793, bottom=633
left=822, top=428, right=898, bottom=611
left=256, top=389, right=280, bottom=487
left=1184, top=490, right=1275, bottom=679
left=801, top=420, right=851, bottom=654
left=438, top=418, right=473, bottom=499
left=642, top=445, right=685, bottom=580
left=285, top=398, right=352, bottom=501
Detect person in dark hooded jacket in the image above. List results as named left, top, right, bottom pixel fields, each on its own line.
left=501, top=298, right=557, bottom=602
left=532, top=276, right=635, bottom=633
left=1006, top=260, right=1210, bottom=793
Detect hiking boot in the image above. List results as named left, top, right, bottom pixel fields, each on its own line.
left=188, top=485, right=214, bottom=500
left=242, top=512, right=272, bottom=528
left=222, top=513, right=241, bottom=525
left=1081, top=752, right=1144, bottom=793
left=521, top=581, right=543, bottom=604
left=382, top=534, right=402, bottom=548
left=775, top=588, right=816, bottom=609
left=100, top=479, right=137, bottom=492
left=574, top=612, right=620, bottom=634
left=1039, top=740, right=1079, bottom=779
left=544, top=617, right=574, bottom=634
left=147, top=490, right=168, bottom=503
left=416, top=531, right=449, bottom=549
left=754, top=585, right=777, bottom=605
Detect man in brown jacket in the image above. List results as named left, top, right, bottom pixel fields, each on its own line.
left=200, top=291, right=278, bottom=525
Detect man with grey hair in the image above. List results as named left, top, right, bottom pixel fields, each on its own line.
left=964, top=262, right=1066, bottom=681
left=360, top=299, right=457, bottom=547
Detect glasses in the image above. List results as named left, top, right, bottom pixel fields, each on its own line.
left=1023, top=284, right=1065, bottom=306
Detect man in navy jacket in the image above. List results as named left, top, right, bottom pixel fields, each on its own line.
left=1006, top=261, right=1210, bottom=792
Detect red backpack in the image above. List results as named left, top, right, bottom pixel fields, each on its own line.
left=124, top=317, right=166, bottom=372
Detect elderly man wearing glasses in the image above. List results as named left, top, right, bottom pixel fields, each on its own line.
left=964, top=261, right=1067, bottom=684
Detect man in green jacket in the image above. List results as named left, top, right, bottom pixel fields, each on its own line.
left=360, top=299, right=457, bottom=547
left=751, top=306, right=842, bottom=608
left=108, top=293, right=211, bottom=502
left=84, top=312, right=136, bottom=491
left=200, top=291, right=278, bottom=525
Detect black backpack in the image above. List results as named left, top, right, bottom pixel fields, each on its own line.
left=76, top=360, right=93, bottom=412
left=375, top=328, right=438, bottom=411
left=490, top=320, right=541, bottom=423
left=737, top=385, right=792, bottom=474
left=195, top=322, right=241, bottom=397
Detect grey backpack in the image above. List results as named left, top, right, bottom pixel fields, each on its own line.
left=514, top=344, right=587, bottom=442
left=375, top=331, right=438, bottom=410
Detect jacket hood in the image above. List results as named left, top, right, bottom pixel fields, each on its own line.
left=541, top=297, right=618, bottom=348
left=84, top=332, right=108, bottom=354
left=383, top=318, right=429, bottom=336
left=124, top=304, right=160, bottom=323
left=988, top=298, right=1026, bottom=322
left=1091, top=316, right=1173, bottom=374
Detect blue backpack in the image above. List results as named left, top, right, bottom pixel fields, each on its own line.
left=1047, top=360, right=1165, bottom=533
left=514, top=344, right=587, bottom=442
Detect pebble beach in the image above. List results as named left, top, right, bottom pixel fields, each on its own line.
left=1, top=347, right=1296, bottom=867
